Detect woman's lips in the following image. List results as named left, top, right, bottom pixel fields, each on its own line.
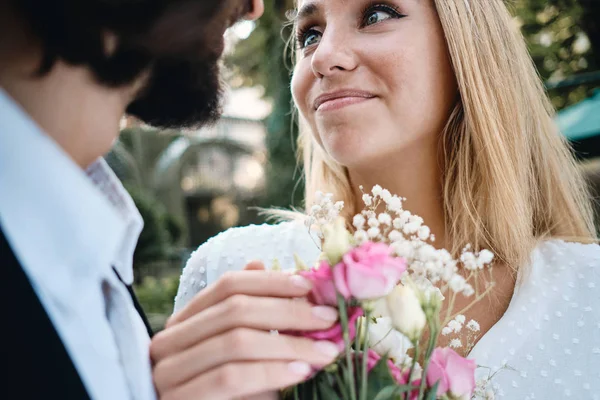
left=314, top=90, right=377, bottom=112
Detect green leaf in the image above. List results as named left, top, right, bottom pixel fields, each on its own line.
left=317, top=375, right=343, bottom=400
left=425, top=381, right=440, bottom=400
left=371, top=385, right=415, bottom=400
left=365, top=357, right=398, bottom=399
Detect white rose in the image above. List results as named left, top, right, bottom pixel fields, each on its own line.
left=368, top=317, right=413, bottom=365
left=322, top=216, right=351, bottom=265
left=386, top=285, right=427, bottom=341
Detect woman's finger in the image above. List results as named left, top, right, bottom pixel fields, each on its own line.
left=151, top=295, right=338, bottom=362
left=243, top=260, right=266, bottom=271
left=167, top=268, right=313, bottom=327
left=157, top=360, right=312, bottom=400
left=153, top=328, right=340, bottom=389
left=236, top=392, right=279, bottom=400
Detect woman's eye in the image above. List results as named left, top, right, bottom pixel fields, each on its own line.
left=364, top=10, right=394, bottom=26
left=302, top=30, right=321, bottom=48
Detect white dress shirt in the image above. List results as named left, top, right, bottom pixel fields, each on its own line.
left=0, top=89, right=157, bottom=400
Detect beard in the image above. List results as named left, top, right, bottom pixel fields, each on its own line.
left=125, top=55, right=223, bottom=129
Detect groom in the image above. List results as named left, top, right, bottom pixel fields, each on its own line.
left=0, top=0, right=263, bottom=399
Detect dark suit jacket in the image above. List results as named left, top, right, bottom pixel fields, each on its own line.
left=0, top=225, right=152, bottom=399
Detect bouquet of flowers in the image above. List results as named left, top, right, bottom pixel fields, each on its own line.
left=279, top=186, right=498, bottom=400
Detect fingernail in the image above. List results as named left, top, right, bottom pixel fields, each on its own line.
left=314, top=341, right=340, bottom=358
left=288, top=361, right=311, bottom=376
left=290, top=275, right=313, bottom=290
left=312, top=306, right=339, bottom=321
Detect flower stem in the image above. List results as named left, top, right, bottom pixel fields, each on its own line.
left=418, top=319, right=439, bottom=398
left=405, top=342, right=419, bottom=400
left=359, top=310, right=371, bottom=400
left=335, top=369, right=350, bottom=400
left=338, top=294, right=357, bottom=400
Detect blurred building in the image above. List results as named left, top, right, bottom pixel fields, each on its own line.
left=111, top=86, right=273, bottom=249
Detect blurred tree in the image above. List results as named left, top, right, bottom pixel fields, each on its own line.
left=513, top=0, right=599, bottom=109
left=579, top=0, right=600, bottom=66
left=124, top=184, right=184, bottom=282
left=225, top=0, right=303, bottom=212
left=134, top=274, right=180, bottom=331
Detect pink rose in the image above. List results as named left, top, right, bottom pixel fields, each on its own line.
left=299, top=260, right=340, bottom=306
left=284, top=307, right=364, bottom=351
left=334, top=242, right=407, bottom=300
left=301, top=307, right=363, bottom=350
left=426, top=347, right=476, bottom=400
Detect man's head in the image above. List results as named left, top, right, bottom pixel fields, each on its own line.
left=5, top=0, right=263, bottom=128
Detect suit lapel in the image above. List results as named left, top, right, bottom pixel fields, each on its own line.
left=0, top=225, right=91, bottom=399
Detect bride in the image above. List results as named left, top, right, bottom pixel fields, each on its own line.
left=169, top=0, right=599, bottom=398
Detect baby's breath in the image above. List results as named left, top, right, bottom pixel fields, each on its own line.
left=307, top=184, right=495, bottom=346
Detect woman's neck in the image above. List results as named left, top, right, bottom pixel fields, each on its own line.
left=347, top=142, right=446, bottom=248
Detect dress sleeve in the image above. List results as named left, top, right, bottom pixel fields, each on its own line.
left=172, top=222, right=321, bottom=313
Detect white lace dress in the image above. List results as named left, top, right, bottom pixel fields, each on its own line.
left=174, top=221, right=600, bottom=399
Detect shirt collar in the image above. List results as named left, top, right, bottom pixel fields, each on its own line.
left=0, top=88, right=142, bottom=286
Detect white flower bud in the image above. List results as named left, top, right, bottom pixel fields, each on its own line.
left=441, top=327, right=452, bottom=336
left=447, top=319, right=462, bottom=333
left=387, top=196, right=402, bottom=212
left=322, top=217, right=351, bottom=265
left=372, top=185, right=383, bottom=197
left=403, top=222, right=420, bottom=235
left=368, top=317, right=413, bottom=364
left=368, top=217, right=380, bottom=228
left=417, top=226, right=431, bottom=240
left=478, top=249, right=494, bottom=265
left=449, top=338, right=463, bottom=349
left=362, top=194, right=373, bottom=206
left=334, top=201, right=345, bottom=211
left=310, top=205, right=321, bottom=214
left=368, top=227, right=380, bottom=238
left=408, top=215, right=424, bottom=225
left=354, top=230, right=368, bottom=244
left=389, top=230, right=403, bottom=242
left=293, top=253, right=309, bottom=272
left=378, top=213, right=392, bottom=225
left=353, top=214, right=366, bottom=229
left=393, top=218, right=404, bottom=229
left=417, top=244, right=437, bottom=262
left=381, top=189, right=392, bottom=203
left=386, top=285, right=426, bottom=341
left=449, top=275, right=466, bottom=293
left=393, top=241, right=414, bottom=259
left=466, top=320, right=481, bottom=332
left=399, top=211, right=411, bottom=224
left=455, top=314, right=466, bottom=324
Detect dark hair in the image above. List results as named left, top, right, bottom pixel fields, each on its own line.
left=10, top=0, right=247, bottom=87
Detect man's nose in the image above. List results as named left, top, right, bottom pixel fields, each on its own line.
left=245, top=0, right=264, bottom=20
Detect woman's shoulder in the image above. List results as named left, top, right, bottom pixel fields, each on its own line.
left=532, top=239, right=600, bottom=272
left=526, top=239, right=599, bottom=296
left=173, top=221, right=321, bottom=312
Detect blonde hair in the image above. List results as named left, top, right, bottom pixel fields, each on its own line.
left=287, top=0, right=596, bottom=271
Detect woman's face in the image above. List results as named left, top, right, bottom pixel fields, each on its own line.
left=291, top=0, right=457, bottom=169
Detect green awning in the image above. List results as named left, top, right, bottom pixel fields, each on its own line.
left=556, top=89, right=600, bottom=141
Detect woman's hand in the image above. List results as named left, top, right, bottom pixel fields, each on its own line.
left=151, top=262, right=340, bottom=400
